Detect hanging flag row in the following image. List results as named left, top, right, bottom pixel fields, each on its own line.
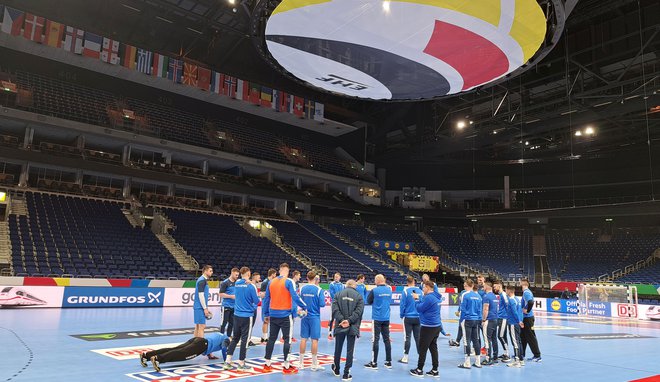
left=0, top=5, right=324, bottom=122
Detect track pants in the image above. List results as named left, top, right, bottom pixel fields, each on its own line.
left=220, top=307, right=234, bottom=337
left=509, top=323, right=523, bottom=361
left=372, top=320, right=392, bottom=363
left=461, top=320, right=481, bottom=358
left=265, top=316, right=292, bottom=361
left=146, top=337, right=207, bottom=364
left=521, top=316, right=541, bottom=358
left=334, top=332, right=356, bottom=375
left=403, top=317, right=421, bottom=355
left=485, top=320, right=498, bottom=359
left=455, top=322, right=463, bottom=342
left=416, top=326, right=440, bottom=371
left=227, top=316, right=254, bottom=361
left=497, top=318, right=509, bottom=356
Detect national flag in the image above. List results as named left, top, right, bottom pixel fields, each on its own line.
left=260, top=86, right=273, bottom=108
left=314, top=102, right=325, bottom=122
left=278, top=91, right=289, bottom=112
left=137, top=48, right=153, bottom=74
left=210, top=71, right=222, bottom=93
left=291, top=96, right=304, bottom=117
left=63, top=26, right=84, bottom=54
left=121, top=44, right=137, bottom=69
left=168, top=58, right=183, bottom=83
left=236, top=79, right=249, bottom=101
left=225, top=76, right=237, bottom=98
left=82, top=32, right=102, bottom=59
left=197, top=67, right=211, bottom=91
left=152, top=53, right=168, bottom=78
left=1, top=7, right=24, bottom=36
left=101, top=37, right=120, bottom=64
left=272, top=89, right=281, bottom=111
left=44, top=20, right=64, bottom=48
left=304, top=99, right=315, bottom=119
left=249, top=83, right=260, bottom=105
left=182, top=62, right=198, bottom=86
left=23, top=13, right=44, bottom=43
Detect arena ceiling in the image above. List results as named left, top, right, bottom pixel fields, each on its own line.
left=7, top=0, right=660, bottom=167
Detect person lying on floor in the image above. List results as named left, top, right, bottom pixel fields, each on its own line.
left=139, top=333, right=230, bottom=372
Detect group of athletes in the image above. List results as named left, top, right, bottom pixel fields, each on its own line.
left=138, top=264, right=542, bottom=379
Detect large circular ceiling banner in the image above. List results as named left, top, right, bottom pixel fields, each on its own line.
left=265, top=0, right=547, bottom=100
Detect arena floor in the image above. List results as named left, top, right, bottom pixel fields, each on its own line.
left=1, top=306, right=659, bottom=382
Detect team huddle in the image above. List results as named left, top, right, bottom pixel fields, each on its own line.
left=138, top=264, right=542, bottom=379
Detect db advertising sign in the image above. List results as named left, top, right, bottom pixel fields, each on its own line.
left=0, top=285, right=64, bottom=308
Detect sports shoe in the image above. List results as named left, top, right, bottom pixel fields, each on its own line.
left=520, top=360, right=526, bottom=366
left=507, top=360, right=521, bottom=368
left=481, top=359, right=493, bottom=366
left=207, top=354, right=219, bottom=360
left=384, top=361, right=392, bottom=369
left=501, top=355, right=512, bottom=363
left=223, top=362, right=235, bottom=370
left=150, top=356, right=160, bottom=372
left=331, top=364, right=341, bottom=377
left=342, top=374, right=353, bottom=381
left=262, top=364, right=273, bottom=372
left=398, top=355, right=409, bottom=364
left=248, top=341, right=257, bottom=347
left=528, top=357, right=542, bottom=363
left=448, top=340, right=460, bottom=347
left=139, top=353, right=148, bottom=368
left=458, top=361, right=471, bottom=369
left=426, top=370, right=440, bottom=378
left=364, top=362, right=378, bottom=370
left=237, top=364, right=253, bottom=372
left=282, top=365, right=299, bottom=375
left=473, top=363, right=482, bottom=369
left=409, top=369, right=424, bottom=377
left=311, top=364, right=325, bottom=371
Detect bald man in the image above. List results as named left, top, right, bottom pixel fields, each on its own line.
left=364, top=274, right=393, bottom=370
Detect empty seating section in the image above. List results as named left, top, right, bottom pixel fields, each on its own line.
left=616, top=262, right=659, bottom=284
left=13, top=71, right=362, bottom=179
left=9, top=192, right=187, bottom=278
left=428, top=227, right=533, bottom=279
left=546, top=229, right=660, bottom=282
left=297, top=221, right=406, bottom=284
left=165, top=209, right=304, bottom=277
left=269, top=221, right=372, bottom=280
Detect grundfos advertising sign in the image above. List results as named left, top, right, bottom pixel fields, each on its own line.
left=62, top=287, right=165, bottom=308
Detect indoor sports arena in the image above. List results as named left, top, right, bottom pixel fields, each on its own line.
left=0, top=0, right=658, bottom=381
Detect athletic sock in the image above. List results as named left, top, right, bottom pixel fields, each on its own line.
left=265, top=360, right=271, bottom=367
left=226, top=355, right=233, bottom=363
left=312, top=354, right=318, bottom=364
left=283, top=361, right=290, bottom=368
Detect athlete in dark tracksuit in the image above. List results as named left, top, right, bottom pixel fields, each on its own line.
left=365, top=276, right=393, bottom=369
left=410, top=286, right=448, bottom=377
left=481, top=289, right=500, bottom=364
left=141, top=333, right=229, bottom=372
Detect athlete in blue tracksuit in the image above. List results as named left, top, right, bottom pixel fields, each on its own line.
left=327, top=273, right=345, bottom=337
left=141, top=332, right=229, bottom=372
left=224, top=267, right=260, bottom=369
left=505, top=286, right=524, bottom=366
left=459, top=280, right=483, bottom=368
left=481, top=283, right=500, bottom=364
left=298, top=271, right=327, bottom=370
left=399, top=276, right=422, bottom=363
left=219, top=268, right=239, bottom=337
left=493, top=281, right=510, bottom=361
left=365, top=274, right=393, bottom=369
left=356, top=274, right=369, bottom=302
left=409, top=281, right=450, bottom=377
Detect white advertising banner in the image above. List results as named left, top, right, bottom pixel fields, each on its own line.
left=0, top=285, right=64, bottom=308
left=163, top=288, right=222, bottom=307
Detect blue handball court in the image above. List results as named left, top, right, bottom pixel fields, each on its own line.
left=1, top=305, right=659, bottom=382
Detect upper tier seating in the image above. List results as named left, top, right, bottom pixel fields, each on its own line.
left=9, top=192, right=187, bottom=278
left=164, top=209, right=305, bottom=277
left=13, top=71, right=363, bottom=179
left=547, top=229, right=660, bottom=282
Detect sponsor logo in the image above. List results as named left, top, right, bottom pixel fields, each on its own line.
left=616, top=304, right=638, bottom=318
left=92, top=343, right=181, bottom=360
left=551, top=300, right=562, bottom=311
left=0, top=287, right=48, bottom=306
left=0, top=285, right=64, bottom=308
left=320, top=320, right=403, bottom=333
left=449, top=293, right=460, bottom=305
left=72, top=327, right=223, bottom=341
left=533, top=325, right=576, bottom=331
left=557, top=333, right=656, bottom=340
left=126, top=353, right=343, bottom=381
left=546, top=298, right=580, bottom=314
left=63, top=287, right=165, bottom=308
